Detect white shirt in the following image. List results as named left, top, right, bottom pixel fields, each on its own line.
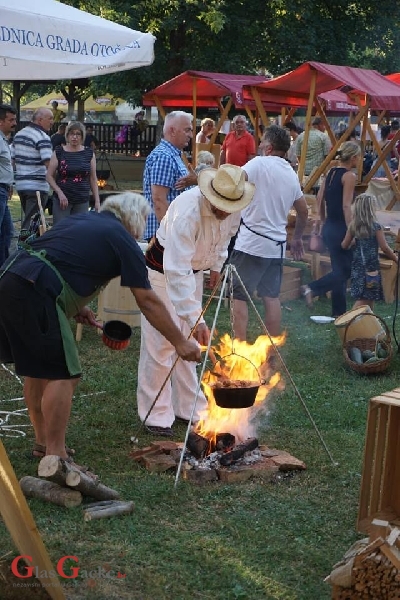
left=156, top=187, right=240, bottom=327
left=235, top=155, right=303, bottom=259
left=0, top=131, right=13, bottom=185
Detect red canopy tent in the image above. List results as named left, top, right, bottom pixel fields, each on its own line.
left=143, top=70, right=271, bottom=162
left=386, top=73, right=400, bottom=85
left=244, top=61, right=400, bottom=198
left=142, top=70, right=269, bottom=109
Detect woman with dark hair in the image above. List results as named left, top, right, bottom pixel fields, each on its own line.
left=47, top=121, right=100, bottom=224
left=301, top=141, right=361, bottom=317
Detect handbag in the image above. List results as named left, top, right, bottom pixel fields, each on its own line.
left=309, top=224, right=325, bottom=253
left=365, top=270, right=381, bottom=290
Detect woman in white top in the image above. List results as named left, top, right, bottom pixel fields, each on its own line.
left=195, top=118, right=215, bottom=143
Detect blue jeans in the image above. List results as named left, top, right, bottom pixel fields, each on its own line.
left=0, top=186, right=14, bottom=266
left=308, top=220, right=353, bottom=317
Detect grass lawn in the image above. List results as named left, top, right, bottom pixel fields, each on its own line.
left=1, top=203, right=400, bottom=599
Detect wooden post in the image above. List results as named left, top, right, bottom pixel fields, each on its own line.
left=35, top=191, right=46, bottom=235
left=0, top=441, right=66, bottom=600
left=192, top=77, right=197, bottom=165
left=297, top=68, right=317, bottom=186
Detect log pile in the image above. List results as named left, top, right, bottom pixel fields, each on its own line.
left=19, top=455, right=133, bottom=520
left=326, top=519, right=400, bottom=599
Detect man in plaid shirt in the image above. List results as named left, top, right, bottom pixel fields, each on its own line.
left=143, top=111, right=196, bottom=241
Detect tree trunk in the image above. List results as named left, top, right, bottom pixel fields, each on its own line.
left=19, top=476, right=82, bottom=508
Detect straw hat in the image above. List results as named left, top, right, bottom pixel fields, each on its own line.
left=198, top=164, right=255, bottom=213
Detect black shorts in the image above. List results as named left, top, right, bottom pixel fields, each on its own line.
left=0, top=273, right=80, bottom=379
left=230, top=250, right=283, bottom=301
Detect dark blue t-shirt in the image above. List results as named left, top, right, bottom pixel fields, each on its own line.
left=6, top=211, right=150, bottom=298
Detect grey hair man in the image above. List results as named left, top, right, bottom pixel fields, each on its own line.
left=230, top=125, right=308, bottom=339
left=12, top=107, right=54, bottom=230
left=143, top=110, right=195, bottom=241
left=220, top=115, right=256, bottom=167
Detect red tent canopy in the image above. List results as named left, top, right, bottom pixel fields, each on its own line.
left=142, top=70, right=269, bottom=108
left=319, top=89, right=358, bottom=113
left=243, top=61, right=400, bottom=112
left=386, top=73, right=400, bottom=85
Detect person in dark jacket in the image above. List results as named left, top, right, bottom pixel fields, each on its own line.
left=0, top=192, right=200, bottom=468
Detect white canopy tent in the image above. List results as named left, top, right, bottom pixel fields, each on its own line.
left=0, top=0, right=155, bottom=80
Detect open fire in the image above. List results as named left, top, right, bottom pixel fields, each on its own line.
left=195, top=332, right=285, bottom=448
left=130, top=333, right=306, bottom=481
left=182, top=332, right=286, bottom=470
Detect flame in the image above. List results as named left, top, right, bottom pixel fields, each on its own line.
left=97, top=179, right=107, bottom=189
left=196, top=333, right=286, bottom=446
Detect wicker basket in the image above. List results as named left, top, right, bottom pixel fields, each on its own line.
left=342, top=313, right=393, bottom=375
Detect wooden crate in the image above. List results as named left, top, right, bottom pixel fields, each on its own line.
left=358, top=388, right=400, bottom=534
left=379, top=258, right=398, bottom=304
left=279, top=265, right=303, bottom=302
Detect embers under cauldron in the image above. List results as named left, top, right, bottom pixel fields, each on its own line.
left=187, top=431, right=258, bottom=465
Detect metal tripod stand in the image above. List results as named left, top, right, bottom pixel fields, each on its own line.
left=97, top=149, right=119, bottom=190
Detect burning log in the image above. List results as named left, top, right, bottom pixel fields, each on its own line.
left=187, top=431, right=210, bottom=459
left=19, top=476, right=82, bottom=508
left=219, top=438, right=258, bottom=466
left=215, top=433, right=236, bottom=452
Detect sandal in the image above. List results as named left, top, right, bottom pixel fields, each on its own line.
left=145, top=425, right=174, bottom=437
left=26, top=443, right=76, bottom=461
left=300, top=285, right=313, bottom=308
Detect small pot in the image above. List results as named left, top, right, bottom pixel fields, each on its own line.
left=212, top=384, right=259, bottom=409
left=102, top=320, right=132, bottom=351
left=96, top=169, right=110, bottom=180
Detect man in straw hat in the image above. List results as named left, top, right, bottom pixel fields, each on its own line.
left=230, top=125, right=308, bottom=340
left=137, top=164, right=255, bottom=436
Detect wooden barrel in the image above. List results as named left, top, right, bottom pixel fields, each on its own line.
left=97, top=242, right=148, bottom=328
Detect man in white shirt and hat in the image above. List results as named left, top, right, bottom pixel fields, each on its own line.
left=137, top=164, right=255, bottom=436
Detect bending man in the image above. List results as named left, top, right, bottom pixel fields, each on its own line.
left=137, top=164, right=255, bottom=436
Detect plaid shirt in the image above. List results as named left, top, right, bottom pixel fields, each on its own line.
left=296, top=129, right=331, bottom=176
left=143, top=139, right=188, bottom=239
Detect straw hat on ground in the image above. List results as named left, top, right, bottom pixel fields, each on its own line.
left=198, top=164, right=255, bottom=213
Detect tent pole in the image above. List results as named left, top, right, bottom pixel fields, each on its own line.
left=297, top=68, right=317, bottom=187
left=250, top=86, right=268, bottom=129
left=304, top=103, right=368, bottom=193
left=192, top=78, right=197, bottom=165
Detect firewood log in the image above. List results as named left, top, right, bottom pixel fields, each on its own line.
left=19, top=476, right=82, bottom=508
left=38, top=455, right=120, bottom=500
left=38, top=455, right=81, bottom=487
left=83, top=500, right=134, bottom=521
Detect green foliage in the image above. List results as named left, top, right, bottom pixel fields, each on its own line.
left=14, top=1, right=400, bottom=109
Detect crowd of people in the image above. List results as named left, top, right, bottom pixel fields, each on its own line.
left=0, top=105, right=398, bottom=459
